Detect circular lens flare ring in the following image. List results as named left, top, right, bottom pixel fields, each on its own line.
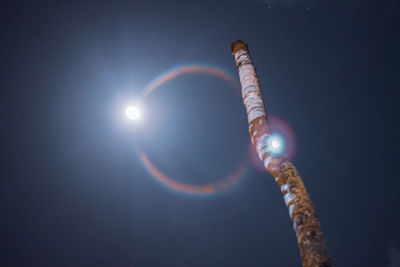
left=141, top=152, right=247, bottom=195
left=140, top=65, right=240, bottom=100
left=138, top=65, right=247, bottom=195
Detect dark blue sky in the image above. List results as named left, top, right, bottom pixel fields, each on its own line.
left=1, top=1, right=399, bottom=266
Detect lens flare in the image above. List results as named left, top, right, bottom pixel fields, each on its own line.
left=249, top=115, right=296, bottom=172
left=267, top=134, right=285, bottom=156
left=140, top=65, right=240, bottom=100
left=141, top=152, right=247, bottom=195
left=137, top=65, right=248, bottom=195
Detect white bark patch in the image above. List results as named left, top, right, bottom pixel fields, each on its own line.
left=280, top=184, right=290, bottom=193
left=284, top=192, right=295, bottom=207
left=256, top=134, right=269, bottom=160
left=289, top=204, right=295, bottom=218
left=263, top=155, right=273, bottom=169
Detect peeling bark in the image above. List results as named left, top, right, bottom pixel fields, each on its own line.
left=231, top=40, right=332, bottom=267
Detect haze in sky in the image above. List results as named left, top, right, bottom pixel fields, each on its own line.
left=1, top=1, right=399, bottom=266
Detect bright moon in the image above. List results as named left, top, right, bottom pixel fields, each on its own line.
left=125, top=106, right=140, bottom=120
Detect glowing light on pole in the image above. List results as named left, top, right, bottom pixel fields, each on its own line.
left=267, top=134, right=285, bottom=156
left=231, top=40, right=331, bottom=267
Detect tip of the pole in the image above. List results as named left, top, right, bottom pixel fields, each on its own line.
left=231, top=40, right=248, bottom=54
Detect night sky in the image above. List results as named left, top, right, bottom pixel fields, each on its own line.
left=1, top=1, right=400, bottom=266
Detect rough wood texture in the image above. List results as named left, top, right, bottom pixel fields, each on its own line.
left=231, top=40, right=332, bottom=267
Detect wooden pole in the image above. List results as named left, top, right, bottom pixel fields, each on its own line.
left=231, top=40, right=332, bottom=267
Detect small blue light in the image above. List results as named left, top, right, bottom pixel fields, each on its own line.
left=267, top=134, right=286, bottom=156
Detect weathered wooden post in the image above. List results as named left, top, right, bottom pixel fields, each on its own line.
left=231, top=40, right=332, bottom=267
